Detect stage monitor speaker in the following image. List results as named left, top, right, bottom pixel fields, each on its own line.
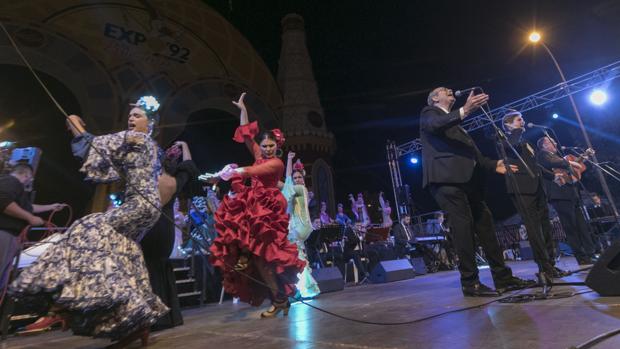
left=519, top=241, right=533, bottom=260
left=370, top=259, right=415, bottom=283
left=586, top=241, right=620, bottom=296
left=312, top=267, right=344, bottom=293
left=409, top=257, right=427, bottom=275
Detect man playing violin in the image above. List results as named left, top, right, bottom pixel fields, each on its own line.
left=536, top=136, right=597, bottom=265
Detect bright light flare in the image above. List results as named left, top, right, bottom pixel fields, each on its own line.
left=552, top=113, right=559, bottom=119
left=528, top=32, right=541, bottom=43
left=409, top=157, right=419, bottom=165
left=589, top=89, right=608, bottom=106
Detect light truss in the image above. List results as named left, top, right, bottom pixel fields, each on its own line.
left=395, top=60, right=620, bottom=157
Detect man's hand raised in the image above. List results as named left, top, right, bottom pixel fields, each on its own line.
left=462, top=91, right=489, bottom=117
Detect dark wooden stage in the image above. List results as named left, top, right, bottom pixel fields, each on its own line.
left=5, top=259, right=620, bottom=349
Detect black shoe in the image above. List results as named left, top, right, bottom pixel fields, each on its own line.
left=494, top=276, right=536, bottom=293
left=462, top=282, right=500, bottom=297
left=577, top=257, right=597, bottom=266
left=551, top=266, right=570, bottom=278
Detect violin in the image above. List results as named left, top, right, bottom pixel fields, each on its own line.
left=552, top=148, right=595, bottom=186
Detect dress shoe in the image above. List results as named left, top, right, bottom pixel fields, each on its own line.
left=577, top=257, right=597, bottom=266
left=462, top=282, right=499, bottom=297
left=551, top=266, right=570, bottom=278
left=494, top=276, right=536, bottom=293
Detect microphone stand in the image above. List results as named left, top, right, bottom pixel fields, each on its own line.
left=476, top=91, right=553, bottom=294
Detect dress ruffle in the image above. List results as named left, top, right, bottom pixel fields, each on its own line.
left=10, top=216, right=168, bottom=339
left=209, top=177, right=305, bottom=306
left=232, top=121, right=259, bottom=143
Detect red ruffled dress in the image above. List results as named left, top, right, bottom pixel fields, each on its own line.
left=209, top=121, right=305, bottom=306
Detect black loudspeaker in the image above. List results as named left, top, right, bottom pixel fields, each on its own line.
left=370, top=259, right=415, bottom=283
left=586, top=241, right=620, bottom=296
left=312, top=267, right=344, bottom=293
left=409, top=257, right=428, bottom=275
left=519, top=241, right=534, bottom=260
left=397, top=185, right=412, bottom=205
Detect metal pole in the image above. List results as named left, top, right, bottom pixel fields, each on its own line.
left=539, top=42, right=619, bottom=218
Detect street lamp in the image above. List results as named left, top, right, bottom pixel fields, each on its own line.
left=528, top=31, right=619, bottom=217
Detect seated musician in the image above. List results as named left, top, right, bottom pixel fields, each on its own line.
left=391, top=213, right=415, bottom=259
left=425, top=211, right=449, bottom=235
left=588, top=193, right=616, bottom=250
left=319, top=201, right=333, bottom=225
left=343, top=220, right=370, bottom=283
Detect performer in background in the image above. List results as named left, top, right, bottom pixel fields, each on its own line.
left=319, top=201, right=333, bottom=225
left=140, top=140, right=199, bottom=330
left=588, top=193, right=615, bottom=250
left=10, top=97, right=168, bottom=346
left=536, top=136, right=597, bottom=265
left=420, top=87, right=532, bottom=297
left=379, top=191, right=393, bottom=228
left=349, top=193, right=370, bottom=227
left=281, top=152, right=320, bottom=299
left=208, top=93, right=304, bottom=317
left=501, top=111, right=566, bottom=281
left=391, top=213, right=414, bottom=259
left=0, top=164, right=65, bottom=290
left=335, top=203, right=352, bottom=226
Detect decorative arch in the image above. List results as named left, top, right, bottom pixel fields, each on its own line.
left=311, top=158, right=336, bottom=216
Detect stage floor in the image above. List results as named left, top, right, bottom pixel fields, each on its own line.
left=5, top=259, right=620, bottom=349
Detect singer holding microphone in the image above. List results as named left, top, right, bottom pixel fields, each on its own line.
left=420, top=87, right=533, bottom=297
left=500, top=111, right=567, bottom=282
left=536, top=136, right=597, bottom=265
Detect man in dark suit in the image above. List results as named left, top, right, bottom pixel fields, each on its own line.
left=536, top=136, right=596, bottom=265
left=501, top=111, right=566, bottom=281
left=391, top=213, right=414, bottom=258
left=420, top=87, right=533, bottom=297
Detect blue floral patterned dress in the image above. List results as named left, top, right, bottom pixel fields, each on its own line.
left=9, top=130, right=168, bottom=340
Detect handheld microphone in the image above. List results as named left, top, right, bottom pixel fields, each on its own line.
left=527, top=122, right=549, bottom=129
left=454, top=87, right=480, bottom=97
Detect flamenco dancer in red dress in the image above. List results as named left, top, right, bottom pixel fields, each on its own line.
left=207, top=93, right=304, bottom=317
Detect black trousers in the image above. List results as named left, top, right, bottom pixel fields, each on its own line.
left=510, top=183, right=556, bottom=270
left=430, top=181, right=512, bottom=287
left=550, top=199, right=595, bottom=260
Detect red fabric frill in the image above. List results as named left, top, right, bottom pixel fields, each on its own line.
left=209, top=177, right=305, bottom=306
left=232, top=121, right=259, bottom=143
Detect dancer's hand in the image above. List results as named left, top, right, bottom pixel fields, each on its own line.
left=232, top=93, right=250, bottom=127
left=219, top=164, right=239, bottom=181
left=67, top=115, right=86, bottom=136
left=288, top=151, right=296, bottom=160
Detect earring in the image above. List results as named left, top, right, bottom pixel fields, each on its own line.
left=275, top=148, right=283, bottom=158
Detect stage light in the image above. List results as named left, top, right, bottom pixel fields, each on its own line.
left=528, top=31, right=541, bottom=43
left=109, top=193, right=117, bottom=200
left=589, top=89, right=608, bottom=106
left=552, top=113, right=559, bottom=119
left=409, top=157, right=419, bottom=165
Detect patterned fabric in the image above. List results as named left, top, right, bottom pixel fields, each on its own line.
left=282, top=177, right=320, bottom=298
left=10, top=130, right=168, bottom=340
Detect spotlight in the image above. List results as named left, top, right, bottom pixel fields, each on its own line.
left=589, top=89, right=608, bottom=106
left=528, top=31, right=541, bottom=43
left=552, top=113, right=559, bottom=119
left=109, top=193, right=117, bottom=200
left=409, top=157, right=419, bottom=165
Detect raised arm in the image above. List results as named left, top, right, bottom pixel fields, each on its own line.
left=286, top=151, right=295, bottom=178
left=174, top=141, right=192, bottom=161
left=379, top=191, right=386, bottom=210
left=232, top=93, right=261, bottom=159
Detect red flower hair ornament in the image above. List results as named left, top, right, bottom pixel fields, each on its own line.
left=271, top=128, right=285, bottom=147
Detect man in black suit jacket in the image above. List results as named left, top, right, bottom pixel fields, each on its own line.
left=501, top=111, right=565, bottom=281
left=391, top=213, right=415, bottom=258
left=536, top=136, right=596, bottom=265
left=420, top=87, right=532, bottom=297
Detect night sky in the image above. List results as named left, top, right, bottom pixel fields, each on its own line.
left=205, top=0, right=620, bottom=220
left=3, top=1, right=620, bottom=223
